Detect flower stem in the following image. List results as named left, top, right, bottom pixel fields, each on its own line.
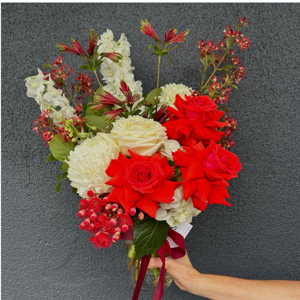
left=93, top=70, right=101, bottom=87
left=200, top=43, right=232, bottom=92
left=63, top=82, right=76, bottom=106
left=135, top=259, right=139, bottom=281
left=155, top=54, right=162, bottom=114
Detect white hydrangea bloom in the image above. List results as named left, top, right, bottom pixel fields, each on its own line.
left=67, top=133, right=120, bottom=198
left=97, top=30, right=143, bottom=102
left=158, top=83, right=193, bottom=108
left=156, top=187, right=201, bottom=227
left=110, top=115, right=167, bottom=156
left=25, top=68, right=47, bottom=98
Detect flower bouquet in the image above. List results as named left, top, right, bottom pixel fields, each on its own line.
left=26, top=18, right=251, bottom=300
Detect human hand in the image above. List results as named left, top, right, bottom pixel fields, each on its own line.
left=148, top=252, right=201, bottom=294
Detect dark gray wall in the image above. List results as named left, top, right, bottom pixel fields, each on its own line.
left=2, top=3, right=300, bottom=300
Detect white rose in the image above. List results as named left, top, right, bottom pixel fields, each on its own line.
left=110, top=115, right=168, bottom=156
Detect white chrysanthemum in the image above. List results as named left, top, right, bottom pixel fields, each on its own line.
left=158, top=83, right=193, bottom=108
left=97, top=30, right=143, bottom=102
left=25, top=68, right=46, bottom=98
left=67, top=133, right=119, bottom=198
left=156, top=187, right=201, bottom=227
left=110, top=115, right=167, bottom=156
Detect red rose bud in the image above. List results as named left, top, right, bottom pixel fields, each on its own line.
left=87, top=190, right=94, bottom=197
left=79, top=199, right=89, bottom=208
left=140, top=19, right=161, bottom=44
left=97, top=214, right=106, bottom=223
left=101, top=52, right=123, bottom=63
left=105, top=203, right=112, bottom=210
left=77, top=209, right=86, bottom=218
left=87, top=28, right=98, bottom=56
left=112, top=234, right=120, bottom=243
left=114, top=226, right=121, bottom=235
left=121, top=224, right=129, bottom=232
left=117, top=208, right=124, bottom=215
left=138, top=211, right=144, bottom=220
left=79, top=221, right=86, bottom=230
left=86, top=209, right=95, bottom=217
left=87, top=224, right=95, bottom=232
left=108, top=218, right=117, bottom=227
left=111, top=203, right=119, bottom=212
left=90, top=212, right=98, bottom=222
left=94, top=222, right=101, bottom=229
left=83, top=218, right=91, bottom=227
left=129, top=207, right=136, bottom=216
left=164, top=28, right=189, bottom=46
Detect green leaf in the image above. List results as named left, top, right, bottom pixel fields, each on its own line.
left=49, top=135, right=74, bottom=162
left=61, top=162, right=69, bottom=173
left=133, top=218, right=170, bottom=261
left=55, top=181, right=62, bottom=193
left=83, top=114, right=112, bottom=133
left=47, top=154, right=57, bottom=162
left=43, top=64, right=51, bottom=68
left=147, top=44, right=155, bottom=52
left=72, top=187, right=78, bottom=194
left=167, top=55, right=173, bottom=67
left=79, top=64, right=93, bottom=71
left=145, top=88, right=162, bottom=105
left=222, top=64, right=234, bottom=70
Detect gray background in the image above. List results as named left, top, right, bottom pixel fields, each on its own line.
left=2, top=3, right=300, bottom=300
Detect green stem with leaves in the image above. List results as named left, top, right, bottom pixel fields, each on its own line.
left=200, top=42, right=233, bottom=93
left=62, top=82, right=76, bottom=106
left=93, top=70, right=101, bottom=87
left=155, top=54, right=162, bottom=114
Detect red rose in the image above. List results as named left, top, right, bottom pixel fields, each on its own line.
left=105, top=150, right=180, bottom=218
left=163, top=94, right=227, bottom=147
left=173, top=140, right=241, bottom=211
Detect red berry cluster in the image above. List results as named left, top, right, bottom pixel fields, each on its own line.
left=77, top=191, right=135, bottom=249
left=73, top=73, right=94, bottom=99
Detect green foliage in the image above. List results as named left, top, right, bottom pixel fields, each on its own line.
left=133, top=218, right=170, bottom=261
left=83, top=115, right=112, bottom=133
left=47, top=154, right=57, bottom=162
left=145, top=88, right=162, bottom=105
left=49, top=135, right=74, bottom=162
left=55, top=163, right=69, bottom=193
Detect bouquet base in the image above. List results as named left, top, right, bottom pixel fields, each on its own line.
left=126, top=241, right=173, bottom=292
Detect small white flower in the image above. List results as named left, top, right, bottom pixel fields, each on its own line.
left=97, top=30, right=143, bottom=103
left=158, top=83, right=193, bottom=108
left=156, top=187, right=201, bottom=227
left=43, top=79, right=66, bottom=107
left=67, top=133, right=119, bottom=198
left=111, top=115, right=168, bottom=156
left=25, top=69, right=47, bottom=98
left=50, top=104, right=76, bottom=125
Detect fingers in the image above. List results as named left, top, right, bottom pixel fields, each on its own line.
left=148, top=257, right=163, bottom=269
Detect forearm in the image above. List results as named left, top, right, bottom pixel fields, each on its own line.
left=190, top=274, right=300, bottom=300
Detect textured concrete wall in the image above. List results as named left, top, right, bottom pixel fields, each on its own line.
left=2, top=3, right=300, bottom=300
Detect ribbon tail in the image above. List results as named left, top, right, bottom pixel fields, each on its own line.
left=153, top=243, right=166, bottom=300
left=132, top=255, right=151, bottom=300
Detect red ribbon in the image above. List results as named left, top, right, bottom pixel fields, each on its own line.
left=121, top=229, right=186, bottom=300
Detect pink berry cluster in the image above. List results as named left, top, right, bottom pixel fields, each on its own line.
left=77, top=190, right=145, bottom=249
